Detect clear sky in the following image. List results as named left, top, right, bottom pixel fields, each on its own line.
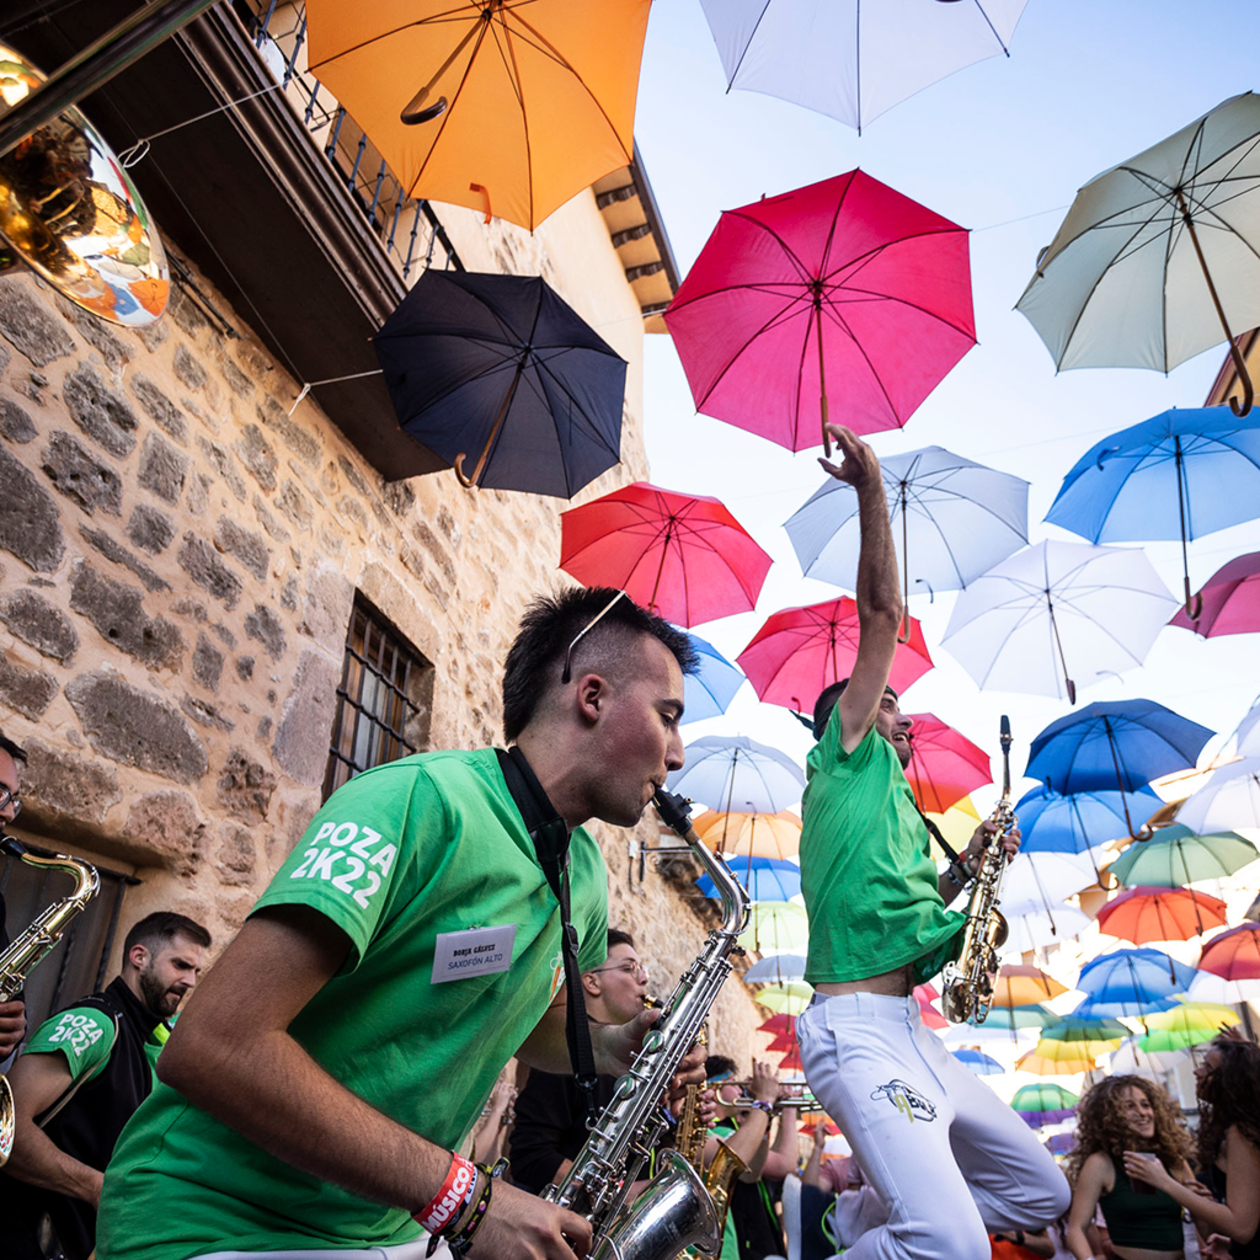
left=630, top=0, right=1260, bottom=813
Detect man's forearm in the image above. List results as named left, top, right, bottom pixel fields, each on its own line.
left=854, top=474, right=901, bottom=625
left=5, top=1117, right=103, bottom=1204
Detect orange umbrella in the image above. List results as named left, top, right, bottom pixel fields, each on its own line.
left=1016, top=1047, right=1094, bottom=1076
left=1097, top=886, right=1228, bottom=945
left=692, top=809, right=802, bottom=860
left=305, top=0, right=651, bottom=231
left=993, top=965, right=1069, bottom=1008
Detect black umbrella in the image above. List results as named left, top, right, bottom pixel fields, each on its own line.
left=374, top=271, right=626, bottom=497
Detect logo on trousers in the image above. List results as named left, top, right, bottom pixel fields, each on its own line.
left=870, top=1079, right=937, bottom=1123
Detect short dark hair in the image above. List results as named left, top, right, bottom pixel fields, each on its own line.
left=502, top=587, right=698, bottom=742
left=705, top=1054, right=737, bottom=1081
left=812, top=678, right=898, bottom=741
left=0, top=732, right=27, bottom=764
left=124, top=911, right=211, bottom=959
left=607, top=928, right=636, bottom=951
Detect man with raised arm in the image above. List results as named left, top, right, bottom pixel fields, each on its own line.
left=794, top=425, right=1069, bottom=1260
left=97, top=588, right=703, bottom=1260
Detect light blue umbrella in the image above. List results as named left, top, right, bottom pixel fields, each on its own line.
left=667, top=736, right=804, bottom=814
left=697, top=857, right=801, bottom=903
left=678, top=629, right=745, bottom=723
left=1016, top=784, right=1164, bottom=855
left=743, top=953, right=807, bottom=983
left=1046, top=406, right=1260, bottom=616
left=1073, top=948, right=1199, bottom=1018
left=975, top=1004, right=1058, bottom=1032
left=952, top=1047, right=1005, bottom=1076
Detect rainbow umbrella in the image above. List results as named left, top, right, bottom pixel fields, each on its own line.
left=1011, top=1082, right=1080, bottom=1127
left=1040, top=1016, right=1130, bottom=1054
left=1017, top=1047, right=1095, bottom=1076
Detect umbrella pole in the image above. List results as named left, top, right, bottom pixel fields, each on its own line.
left=898, top=486, right=912, bottom=644
left=1045, top=594, right=1076, bottom=705
left=814, top=295, right=831, bottom=458
left=1173, top=436, right=1203, bottom=620
left=455, top=357, right=526, bottom=488
left=648, top=524, right=673, bottom=613
left=1176, top=189, right=1255, bottom=418
left=1104, top=719, right=1145, bottom=840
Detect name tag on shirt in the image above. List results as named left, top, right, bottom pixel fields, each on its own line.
left=431, top=925, right=517, bottom=983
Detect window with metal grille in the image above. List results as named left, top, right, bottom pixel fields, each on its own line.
left=323, top=595, right=433, bottom=801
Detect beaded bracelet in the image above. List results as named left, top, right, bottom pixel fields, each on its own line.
left=446, top=1158, right=507, bottom=1257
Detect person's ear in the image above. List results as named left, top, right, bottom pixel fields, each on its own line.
left=576, top=673, right=606, bottom=725
left=128, top=943, right=150, bottom=972
left=582, top=971, right=601, bottom=998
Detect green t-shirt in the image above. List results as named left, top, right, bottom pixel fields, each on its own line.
left=25, top=1004, right=119, bottom=1084
left=800, top=711, right=963, bottom=986
left=98, top=748, right=609, bottom=1260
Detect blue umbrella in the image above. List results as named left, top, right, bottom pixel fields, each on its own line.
left=679, top=630, right=746, bottom=724
left=952, top=1048, right=1005, bottom=1076
left=743, top=952, right=807, bottom=983
left=975, top=1004, right=1058, bottom=1032
left=1016, top=784, right=1165, bottom=855
left=1073, top=948, right=1199, bottom=1017
left=1046, top=406, right=1260, bottom=616
left=697, top=857, right=801, bottom=903
left=1026, top=700, right=1213, bottom=836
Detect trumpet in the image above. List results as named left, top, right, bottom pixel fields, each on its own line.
left=719, top=1085, right=822, bottom=1114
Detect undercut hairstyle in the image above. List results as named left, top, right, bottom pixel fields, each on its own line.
left=1067, top=1074, right=1192, bottom=1184
left=124, top=911, right=211, bottom=960
left=0, top=732, right=27, bottom=763
left=811, top=678, right=898, bottom=741
left=607, top=928, right=636, bottom=952
left=705, top=1055, right=738, bottom=1081
left=502, top=587, right=698, bottom=743
left=1196, top=1035, right=1260, bottom=1171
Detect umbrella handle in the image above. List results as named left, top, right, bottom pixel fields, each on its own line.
left=454, top=357, right=526, bottom=489
left=897, top=610, right=912, bottom=645
left=1227, top=336, right=1255, bottom=419
left=1183, top=576, right=1203, bottom=622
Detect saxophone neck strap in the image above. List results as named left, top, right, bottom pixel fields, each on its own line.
left=917, top=808, right=961, bottom=866
left=496, top=746, right=600, bottom=1117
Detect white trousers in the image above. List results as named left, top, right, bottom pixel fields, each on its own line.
left=798, top=992, right=1070, bottom=1260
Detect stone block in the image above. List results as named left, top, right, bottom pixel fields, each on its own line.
left=252, top=494, right=289, bottom=543
left=0, top=440, right=64, bottom=570
left=42, top=430, right=122, bottom=516
left=217, top=747, right=277, bottom=823
left=69, top=561, right=184, bottom=670
left=130, top=375, right=189, bottom=445
left=244, top=604, right=286, bottom=660
left=317, top=523, right=345, bottom=558
left=125, top=789, right=207, bottom=877
left=0, top=397, right=37, bottom=443
left=193, top=631, right=224, bottom=692
left=256, top=396, right=319, bottom=468
left=63, top=364, right=138, bottom=458
left=235, top=424, right=277, bottom=491
left=0, top=341, right=9, bottom=376
left=0, top=588, right=78, bottom=663
left=126, top=504, right=175, bottom=556
left=66, top=668, right=208, bottom=784
left=214, top=517, right=269, bottom=581
left=177, top=533, right=242, bottom=609
left=273, top=648, right=340, bottom=786
left=173, top=344, right=208, bottom=391
left=0, top=278, right=75, bottom=366
left=215, top=823, right=257, bottom=886
left=299, top=563, right=353, bottom=654
left=0, top=650, right=58, bottom=719
left=138, top=430, right=188, bottom=506
left=236, top=655, right=255, bottom=681
left=414, top=520, right=457, bottom=586
left=196, top=437, right=247, bottom=502
left=23, top=738, right=121, bottom=825
left=280, top=574, right=298, bottom=611
left=180, top=695, right=234, bottom=732
left=216, top=349, right=253, bottom=398
left=79, top=525, right=170, bottom=593
left=56, top=298, right=133, bottom=373
left=276, top=480, right=312, bottom=531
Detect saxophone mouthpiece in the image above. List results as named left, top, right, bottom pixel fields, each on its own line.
left=0, top=836, right=26, bottom=857
left=653, top=787, right=694, bottom=838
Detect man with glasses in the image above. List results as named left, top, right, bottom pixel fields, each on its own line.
left=510, top=929, right=651, bottom=1194
left=0, top=730, right=29, bottom=1060
left=99, top=587, right=703, bottom=1260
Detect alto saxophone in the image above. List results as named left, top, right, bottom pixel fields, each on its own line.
left=940, top=717, right=1015, bottom=1026
left=675, top=1084, right=749, bottom=1241
left=0, top=836, right=101, bottom=1164
left=543, top=787, right=750, bottom=1260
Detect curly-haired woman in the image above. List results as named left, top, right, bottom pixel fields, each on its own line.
left=1065, top=1074, right=1197, bottom=1260
left=1124, top=1035, right=1260, bottom=1259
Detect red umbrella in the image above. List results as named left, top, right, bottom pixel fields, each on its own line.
left=904, top=713, right=993, bottom=814
left=737, top=597, right=932, bottom=712
left=1170, top=552, right=1260, bottom=639
left=1097, top=886, right=1228, bottom=945
left=913, top=984, right=948, bottom=1029
left=778, top=1047, right=804, bottom=1073
left=1199, top=923, right=1260, bottom=980
left=663, top=170, right=976, bottom=456
left=766, top=1031, right=797, bottom=1053
left=757, top=1014, right=797, bottom=1036
left=559, top=482, right=772, bottom=627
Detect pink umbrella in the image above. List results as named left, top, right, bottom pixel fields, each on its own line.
left=737, top=597, right=932, bottom=712
left=904, top=713, right=993, bottom=815
left=914, top=984, right=948, bottom=1030
left=1198, top=923, right=1260, bottom=981
left=663, top=169, right=976, bottom=456
left=1170, top=552, right=1260, bottom=638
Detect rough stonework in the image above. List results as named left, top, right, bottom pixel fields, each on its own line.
left=178, top=534, right=243, bottom=610
left=0, top=441, right=65, bottom=571
left=0, top=277, right=76, bottom=366
left=42, top=430, right=123, bottom=516
left=0, top=589, right=79, bottom=663
left=63, top=364, right=139, bottom=459
left=1, top=397, right=37, bottom=443
left=22, top=737, right=122, bottom=827
left=273, top=648, right=341, bottom=786
left=0, top=651, right=59, bottom=719
left=69, top=562, right=184, bottom=671
left=126, top=789, right=208, bottom=877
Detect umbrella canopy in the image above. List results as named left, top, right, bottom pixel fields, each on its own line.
left=784, top=446, right=1029, bottom=617
left=306, top=0, right=650, bottom=231
left=668, top=738, right=804, bottom=816
left=1076, top=948, right=1199, bottom=1015
left=757, top=1014, right=797, bottom=1037
left=1108, top=824, right=1259, bottom=888
left=941, top=542, right=1177, bottom=705
left=1141, top=1000, right=1241, bottom=1049
left=1176, top=757, right=1260, bottom=834
left=697, top=0, right=1028, bottom=133
left=1137, top=1025, right=1225, bottom=1053
left=1016, top=92, right=1260, bottom=416
left=993, top=965, right=1069, bottom=1008
left=680, top=631, right=746, bottom=723
left=698, top=857, right=801, bottom=904
left=1187, top=972, right=1260, bottom=1006
left=559, top=482, right=772, bottom=626
left=740, top=903, right=810, bottom=955
left=1011, top=1082, right=1080, bottom=1125
left=902, top=713, right=993, bottom=815
left=743, top=952, right=808, bottom=984
left=691, top=810, right=803, bottom=861
left=1002, top=901, right=1094, bottom=954
left=737, top=597, right=933, bottom=714
left=1017, top=1047, right=1094, bottom=1076
left=1004, top=852, right=1099, bottom=907
left=952, top=1048, right=1005, bottom=1076
left=753, top=980, right=814, bottom=1014
left=1198, top=923, right=1260, bottom=980
left=1097, top=886, right=1229, bottom=944
left=977, top=1004, right=1059, bottom=1032
left=777, top=1047, right=804, bottom=1073
left=1172, top=552, right=1260, bottom=638
left=664, top=170, right=976, bottom=454
left=374, top=270, right=626, bottom=495
left=1239, top=703, right=1260, bottom=757
left=925, top=796, right=983, bottom=863
left=1041, top=1016, right=1130, bottom=1053
left=1015, top=785, right=1164, bottom=855
left=1046, top=407, right=1260, bottom=615
left=1025, top=1035, right=1111, bottom=1065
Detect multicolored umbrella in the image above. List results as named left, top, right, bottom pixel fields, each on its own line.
left=1011, top=1082, right=1080, bottom=1127
left=1040, top=1016, right=1130, bottom=1054
left=1097, top=886, right=1228, bottom=944
left=993, top=965, right=1070, bottom=1008
left=1002, top=901, right=1094, bottom=953
left=902, top=713, right=993, bottom=815
left=559, top=482, right=772, bottom=626
left=1198, top=923, right=1260, bottom=980
left=953, top=1048, right=1004, bottom=1076
left=976, top=1004, right=1058, bottom=1032
left=667, top=738, right=804, bottom=816
left=691, top=809, right=803, bottom=861
left=664, top=170, right=976, bottom=455
left=737, top=597, right=933, bottom=714
left=1017, top=1047, right=1095, bottom=1076
left=1108, top=824, right=1259, bottom=888
left=1142, top=999, right=1241, bottom=1049
left=1172, top=552, right=1260, bottom=638
left=1025, top=1036, right=1109, bottom=1066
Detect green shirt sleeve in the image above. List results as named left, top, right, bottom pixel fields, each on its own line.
left=24, top=1005, right=117, bottom=1084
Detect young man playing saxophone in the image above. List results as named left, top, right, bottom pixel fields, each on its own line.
left=795, top=425, right=1069, bottom=1260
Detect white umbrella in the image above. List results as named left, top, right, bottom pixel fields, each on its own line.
left=941, top=541, right=1178, bottom=703
left=1177, top=756, right=1260, bottom=834
left=1001, top=901, right=1094, bottom=954
left=667, top=735, right=805, bottom=814
left=1003, top=852, right=1099, bottom=907
left=1187, top=971, right=1260, bottom=1005
left=1237, top=702, right=1260, bottom=757
left=783, top=446, right=1029, bottom=612
left=697, top=0, right=1029, bottom=134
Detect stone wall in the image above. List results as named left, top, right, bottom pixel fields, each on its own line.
left=0, top=217, right=766, bottom=1064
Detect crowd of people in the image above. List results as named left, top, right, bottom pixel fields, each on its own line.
left=0, top=426, right=1255, bottom=1260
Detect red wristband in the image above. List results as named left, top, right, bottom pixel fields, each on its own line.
left=414, top=1153, right=476, bottom=1234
